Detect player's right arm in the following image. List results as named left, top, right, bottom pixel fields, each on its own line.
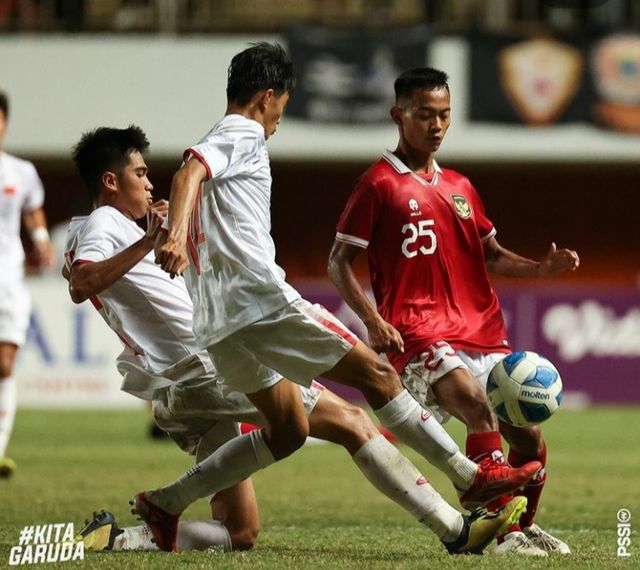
left=328, top=240, right=404, bottom=354
left=155, top=158, right=207, bottom=276
left=67, top=202, right=166, bottom=303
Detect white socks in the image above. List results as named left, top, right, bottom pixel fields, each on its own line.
left=352, top=435, right=463, bottom=541
left=374, top=390, right=477, bottom=491
left=0, top=375, right=17, bottom=456
left=114, top=520, right=232, bottom=552
left=154, top=429, right=275, bottom=514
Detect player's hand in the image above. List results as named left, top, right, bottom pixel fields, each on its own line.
left=154, top=234, right=189, bottom=277
left=537, top=242, right=580, bottom=277
left=367, top=317, right=404, bottom=354
left=150, top=199, right=169, bottom=219
left=145, top=200, right=168, bottom=241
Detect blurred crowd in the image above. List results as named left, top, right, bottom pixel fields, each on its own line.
left=1, top=0, right=638, bottom=34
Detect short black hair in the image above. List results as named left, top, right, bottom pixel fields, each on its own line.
left=0, top=90, right=9, bottom=119
left=226, top=42, right=295, bottom=106
left=394, top=68, right=449, bottom=103
left=72, top=125, right=149, bottom=201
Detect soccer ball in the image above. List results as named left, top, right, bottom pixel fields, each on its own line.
left=486, top=351, right=563, bottom=427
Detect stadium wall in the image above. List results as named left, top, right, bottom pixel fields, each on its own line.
left=2, top=35, right=640, bottom=161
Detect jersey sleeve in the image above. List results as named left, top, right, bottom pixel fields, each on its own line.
left=21, top=162, right=45, bottom=212
left=73, top=212, right=120, bottom=265
left=335, top=175, right=382, bottom=249
left=183, top=132, right=238, bottom=182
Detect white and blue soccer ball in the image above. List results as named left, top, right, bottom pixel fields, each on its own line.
left=486, top=351, right=563, bottom=427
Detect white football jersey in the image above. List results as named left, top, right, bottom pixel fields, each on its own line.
left=64, top=206, right=207, bottom=374
left=183, top=114, right=300, bottom=346
left=0, top=151, right=45, bottom=283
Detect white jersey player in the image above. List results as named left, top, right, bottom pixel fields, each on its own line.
left=66, top=125, right=531, bottom=555
left=151, top=43, right=540, bottom=553
left=0, top=90, right=54, bottom=478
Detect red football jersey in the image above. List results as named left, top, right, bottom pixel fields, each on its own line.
left=336, top=151, right=510, bottom=372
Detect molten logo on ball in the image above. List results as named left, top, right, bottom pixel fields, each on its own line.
left=487, top=351, right=563, bottom=427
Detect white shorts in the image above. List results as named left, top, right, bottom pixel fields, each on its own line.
left=152, top=374, right=324, bottom=457
left=206, top=299, right=357, bottom=394
left=401, top=341, right=507, bottom=423
left=0, top=281, right=30, bottom=346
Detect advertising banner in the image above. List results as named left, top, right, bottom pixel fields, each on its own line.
left=15, top=278, right=639, bottom=407
left=285, top=25, right=429, bottom=123
left=15, top=277, right=138, bottom=408
left=469, top=33, right=591, bottom=125
left=469, top=31, right=640, bottom=132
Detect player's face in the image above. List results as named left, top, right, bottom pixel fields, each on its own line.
left=115, top=151, right=154, bottom=220
left=263, top=91, right=289, bottom=139
left=394, top=87, right=451, bottom=154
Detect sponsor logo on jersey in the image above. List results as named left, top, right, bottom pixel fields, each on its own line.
left=452, top=195, right=472, bottom=219
left=409, top=198, right=422, bottom=217
left=498, top=38, right=584, bottom=124
left=3, top=186, right=16, bottom=195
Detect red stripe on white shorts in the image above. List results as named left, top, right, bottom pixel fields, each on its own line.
left=306, top=305, right=358, bottom=347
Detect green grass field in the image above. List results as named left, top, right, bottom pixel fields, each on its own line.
left=1, top=407, right=638, bottom=569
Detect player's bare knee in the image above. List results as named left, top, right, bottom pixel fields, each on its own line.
left=267, top=417, right=308, bottom=459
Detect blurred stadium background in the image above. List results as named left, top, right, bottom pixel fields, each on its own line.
left=1, top=0, right=639, bottom=566
left=2, top=0, right=638, bottom=410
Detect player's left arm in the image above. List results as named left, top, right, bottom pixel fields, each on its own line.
left=22, top=206, right=55, bottom=269
left=484, top=236, right=580, bottom=278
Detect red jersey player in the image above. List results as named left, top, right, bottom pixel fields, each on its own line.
left=329, top=67, right=579, bottom=556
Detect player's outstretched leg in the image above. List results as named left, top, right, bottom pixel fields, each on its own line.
left=78, top=510, right=237, bottom=552
left=324, top=342, right=541, bottom=506
left=307, top=390, right=528, bottom=554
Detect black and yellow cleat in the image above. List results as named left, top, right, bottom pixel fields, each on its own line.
left=75, top=510, right=124, bottom=551
left=0, top=457, right=16, bottom=479
left=443, top=496, right=528, bottom=555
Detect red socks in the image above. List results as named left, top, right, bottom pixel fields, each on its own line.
left=465, top=431, right=504, bottom=464
left=508, top=442, right=547, bottom=529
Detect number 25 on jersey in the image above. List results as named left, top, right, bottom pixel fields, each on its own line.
left=401, top=220, right=437, bottom=258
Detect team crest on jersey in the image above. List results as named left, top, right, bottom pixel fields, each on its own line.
left=452, top=195, right=472, bottom=219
